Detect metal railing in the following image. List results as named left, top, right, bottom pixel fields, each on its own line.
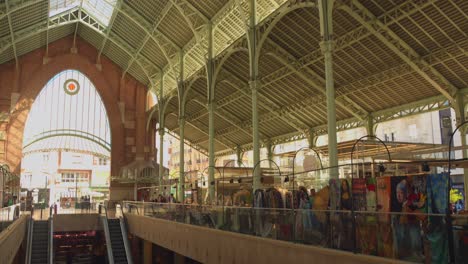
left=119, top=216, right=133, bottom=264
left=122, top=201, right=468, bottom=263
left=30, top=202, right=101, bottom=220
left=48, top=217, right=53, bottom=264
left=99, top=203, right=133, bottom=264
left=100, top=208, right=114, bottom=264
left=0, top=203, right=22, bottom=231
left=25, top=217, right=33, bottom=264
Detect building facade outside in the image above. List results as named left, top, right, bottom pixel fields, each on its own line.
left=20, top=150, right=110, bottom=208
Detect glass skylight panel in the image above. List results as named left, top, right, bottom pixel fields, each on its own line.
left=49, top=0, right=81, bottom=17
left=82, top=0, right=118, bottom=27
left=49, top=0, right=118, bottom=27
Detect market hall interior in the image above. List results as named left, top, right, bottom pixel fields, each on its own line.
left=0, top=0, right=467, bottom=263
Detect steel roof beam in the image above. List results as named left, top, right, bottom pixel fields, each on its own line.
left=82, top=16, right=158, bottom=86
left=171, top=0, right=209, bottom=48
left=165, top=129, right=208, bottom=156
left=218, top=91, right=454, bottom=156
left=77, top=11, right=158, bottom=86
left=188, top=93, right=263, bottom=138
left=252, top=45, right=462, bottom=130
left=268, top=0, right=280, bottom=8
left=115, top=2, right=179, bottom=50
left=116, top=1, right=181, bottom=78
left=45, top=0, right=51, bottom=57
left=0, top=8, right=80, bottom=52
left=4, top=0, right=18, bottom=69
left=251, top=40, right=466, bottom=129
left=185, top=120, right=236, bottom=150
left=71, top=1, right=84, bottom=49
left=341, top=0, right=458, bottom=102
left=263, top=39, right=369, bottom=121
left=260, top=0, right=439, bottom=93
left=122, top=1, right=174, bottom=80
left=97, top=0, right=122, bottom=62
left=372, top=95, right=450, bottom=124
left=175, top=112, right=236, bottom=149
left=0, top=0, right=43, bottom=21
left=219, top=69, right=309, bottom=132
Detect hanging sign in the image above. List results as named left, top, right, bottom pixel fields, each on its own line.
left=64, top=79, right=80, bottom=95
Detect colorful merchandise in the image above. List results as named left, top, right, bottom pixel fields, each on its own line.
left=356, top=177, right=377, bottom=255
left=352, top=178, right=367, bottom=211
left=391, top=176, right=425, bottom=262
left=426, top=173, right=449, bottom=263
left=376, top=177, right=393, bottom=258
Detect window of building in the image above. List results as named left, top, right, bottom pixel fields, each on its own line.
left=61, top=172, right=75, bottom=183
left=384, top=132, right=396, bottom=142
left=99, top=157, right=108, bottom=165
left=61, top=172, right=89, bottom=183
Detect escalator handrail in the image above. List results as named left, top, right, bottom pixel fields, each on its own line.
left=119, top=217, right=133, bottom=264
left=101, top=215, right=114, bottom=264
left=122, top=202, right=140, bottom=215
left=118, top=202, right=125, bottom=217
left=25, top=218, right=33, bottom=264
left=48, top=217, right=53, bottom=264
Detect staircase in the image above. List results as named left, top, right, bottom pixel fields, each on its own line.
left=30, top=221, right=49, bottom=264
left=107, top=219, right=129, bottom=264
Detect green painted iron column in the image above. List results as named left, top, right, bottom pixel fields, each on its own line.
left=158, top=73, right=165, bottom=195
left=248, top=0, right=261, bottom=191
left=178, top=116, right=185, bottom=202
left=207, top=101, right=215, bottom=202
left=319, top=0, right=339, bottom=207
left=159, top=127, right=165, bottom=195
left=236, top=147, right=243, bottom=167
left=455, top=92, right=468, bottom=209
left=206, top=22, right=216, bottom=203
left=366, top=115, right=375, bottom=137
left=178, top=51, right=186, bottom=203
left=307, top=130, right=318, bottom=149
left=266, top=141, right=274, bottom=168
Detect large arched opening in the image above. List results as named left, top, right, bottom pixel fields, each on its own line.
left=20, top=70, right=111, bottom=208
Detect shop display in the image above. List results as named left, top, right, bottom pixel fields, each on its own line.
left=355, top=177, right=378, bottom=255
left=391, top=176, right=426, bottom=262
left=376, top=177, right=393, bottom=258
left=232, top=188, right=252, bottom=234
left=192, top=156, right=463, bottom=262
left=426, top=173, right=449, bottom=263
left=352, top=178, right=367, bottom=211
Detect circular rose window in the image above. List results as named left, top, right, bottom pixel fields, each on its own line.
left=63, top=79, right=80, bottom=95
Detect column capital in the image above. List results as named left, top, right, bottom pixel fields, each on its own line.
left=366, top=115, right=376, bottom=137
left=207, top=101, right=217, bottom=109
left=205, top=56, right=215, bottom=66
left=319, top=40, right=335, bottom=54
left=176, top=78, right=186, bottom=89
left=157, top=128, right=165, bottom=135
left=249, top=79, right=260, bottom=91
left=307, top=129, right=319, bottom=149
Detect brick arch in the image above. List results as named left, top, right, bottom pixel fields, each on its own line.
left=6, top=52, right=124, bottom=176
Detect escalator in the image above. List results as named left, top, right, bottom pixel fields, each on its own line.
left=102, top=216, right=133, bottom=264
left=26, top=218, right=52, bottom=264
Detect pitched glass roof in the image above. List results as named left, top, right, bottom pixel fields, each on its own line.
left=49, top=0, right=117, bottom=26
